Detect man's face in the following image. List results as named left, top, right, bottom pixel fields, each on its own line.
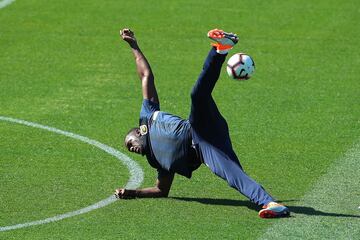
left=125, top=129, right=144, bottom=155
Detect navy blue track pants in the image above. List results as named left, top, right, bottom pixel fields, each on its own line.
left=189, top=48, right=274, bottom=206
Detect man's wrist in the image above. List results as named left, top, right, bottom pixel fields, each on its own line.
left=133, top=189, right=138, bottom=197
left=127, top=189, right=137, bottom=198
left=129, top=41, right=139, bottom=49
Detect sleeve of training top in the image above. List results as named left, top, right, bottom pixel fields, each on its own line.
left=157, top=167, right=173, bottom=179
left=140, top=99, right=160, bottom=121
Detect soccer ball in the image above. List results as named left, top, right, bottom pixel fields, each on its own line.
left=226, top=53, right=255, bottom=80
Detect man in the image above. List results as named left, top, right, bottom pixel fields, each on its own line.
left=115, top=28, right=290, bottom=218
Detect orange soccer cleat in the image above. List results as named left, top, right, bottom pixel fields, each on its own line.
left=259, top=202, right=290, bottom=218
left=207, top=29, right=239, bottom=53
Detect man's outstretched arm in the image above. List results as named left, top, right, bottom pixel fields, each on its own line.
left=115, top=172, right=174, bottom=199
left=120, top=28, right=159, bottom=103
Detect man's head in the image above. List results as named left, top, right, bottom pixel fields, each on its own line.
left=124, top=127, right=146, bottom=155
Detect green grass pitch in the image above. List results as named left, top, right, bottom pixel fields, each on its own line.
left=1, top=0, right=359, bottom=239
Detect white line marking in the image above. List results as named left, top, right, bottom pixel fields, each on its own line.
left=259, top=140, right=360, bottom=239
left=0, top=0, right=15, bottom=9
left=0, top=116, right=144, bottom=232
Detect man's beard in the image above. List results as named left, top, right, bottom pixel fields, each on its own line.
left=138, top=134, right=148, bottom=156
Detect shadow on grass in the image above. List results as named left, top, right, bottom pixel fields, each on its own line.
left=172, top=197, right=360, bottom=218
left=287, top=206, right=360, bottom=218
left=171, top=197, right=262, bottom=211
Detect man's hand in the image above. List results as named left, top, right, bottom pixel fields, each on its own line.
left=120, top=28, right=136, bottom=45
left=114, top=188, right=136, bottom=199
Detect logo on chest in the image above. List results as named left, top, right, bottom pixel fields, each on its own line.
left=139, top=124, right=148, bottom=135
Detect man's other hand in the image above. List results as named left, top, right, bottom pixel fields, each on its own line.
left=120, top=28, right=136, bottom=45
left=114, top=188, right=136, bottom=199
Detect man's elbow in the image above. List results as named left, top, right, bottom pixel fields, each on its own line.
left=141, top=74, right=154, bottom=83
left=157, top=187, right=170, bottom=198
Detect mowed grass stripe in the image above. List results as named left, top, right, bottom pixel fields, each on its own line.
left=259, top=141, right=360, bottom=240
